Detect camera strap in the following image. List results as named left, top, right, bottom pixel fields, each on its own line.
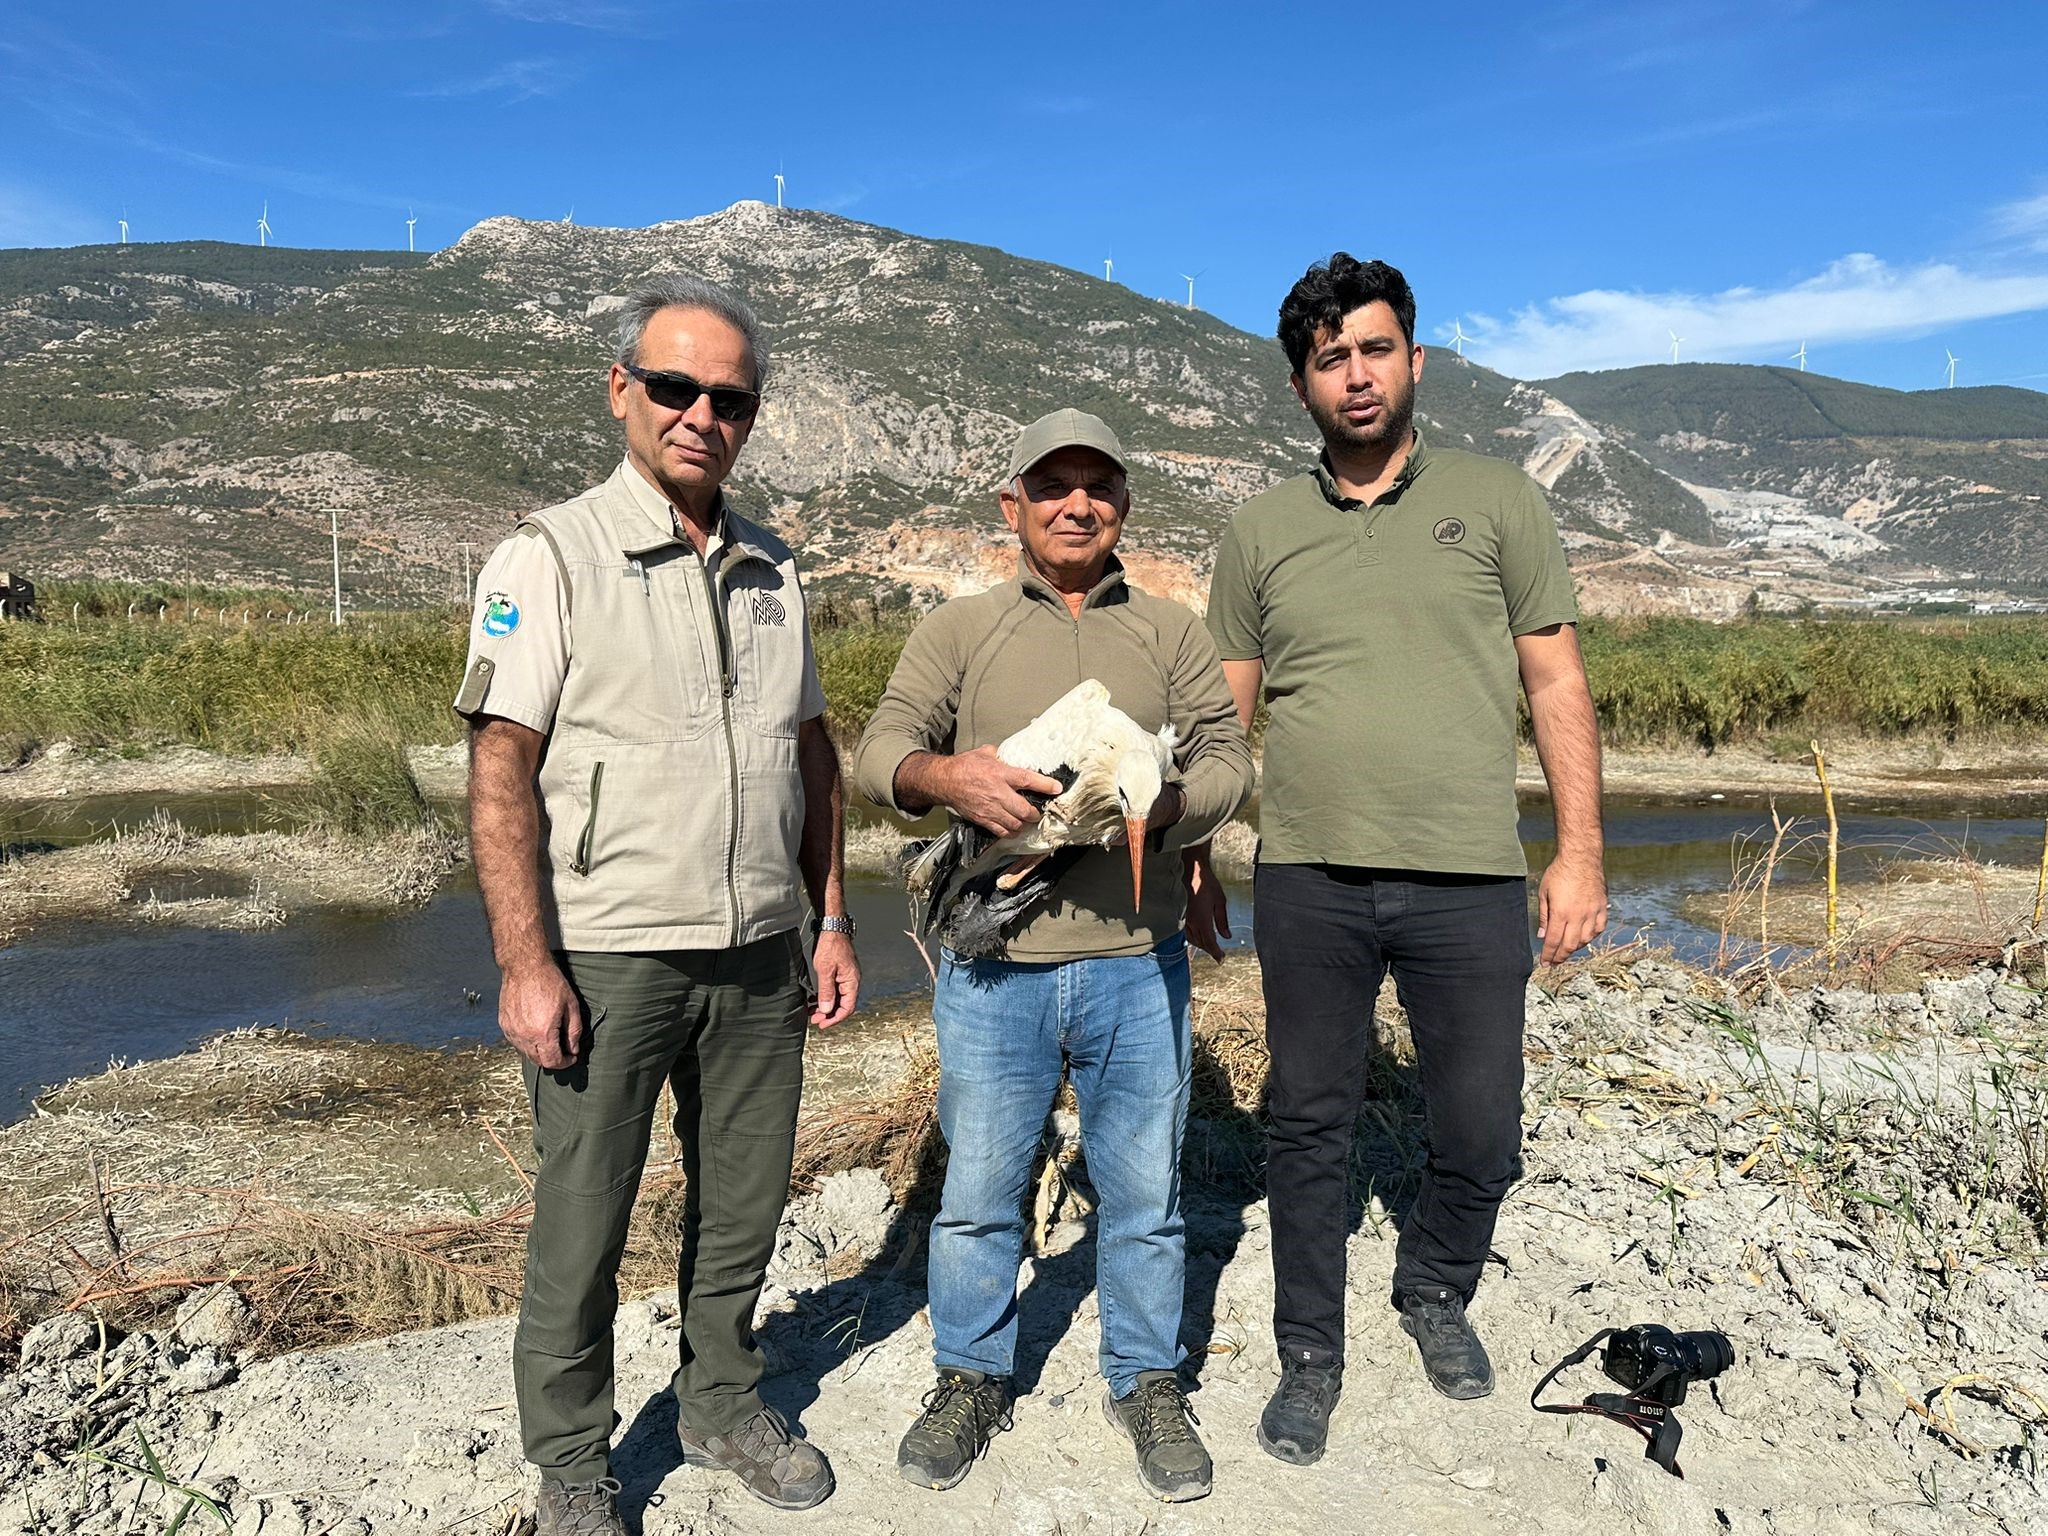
left=1531, top=1329, right=1688, bottom=1478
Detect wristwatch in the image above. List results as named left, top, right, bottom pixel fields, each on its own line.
left=810, top=913, right=857, bottom=939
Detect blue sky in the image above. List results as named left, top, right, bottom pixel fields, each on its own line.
left=4, top=0, right=2045, bottom=393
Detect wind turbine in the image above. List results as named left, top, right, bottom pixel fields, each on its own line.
left=1945, top=350, right=1959, bottom=389
left=406, top=209, right=417, bottom=253
left=118, top=215, right=128, bottom=244
left=1449, top=319, right=1470, bottom=357
left=774, top=165, right=785, bottom=208
left=1668, top=329, right=1683, bottom=364
left=256, top=202, right=272, bottom=247
left=1791, top=341, right=1807, bottom=371
left=1181, top=270, right=1205, bottom=311
left=1103, top=252, right=1113, bottom=281
left=563, top=207, right=574, bottom=226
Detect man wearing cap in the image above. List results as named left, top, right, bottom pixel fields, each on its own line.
left=1189, top=254, right=1606, bottom=1464
left=854, top=409, right=1253, bottom=1502
left=456, top=274, right=858, bottom=1530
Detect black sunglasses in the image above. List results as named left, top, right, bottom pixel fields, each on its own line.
left=621, top=363, right=760, bottom=423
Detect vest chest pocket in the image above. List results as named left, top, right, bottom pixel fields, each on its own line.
left=611, top=556, right=717, bottom=737
left=728, top=565, right=806, bottom=738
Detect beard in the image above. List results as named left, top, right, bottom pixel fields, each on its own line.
left=1305, top=381, right=1415, bottom=459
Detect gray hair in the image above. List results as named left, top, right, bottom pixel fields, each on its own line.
left=614, top=273, right=770, bottom=390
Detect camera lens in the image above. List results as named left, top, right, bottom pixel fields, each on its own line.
left=1676, top=1329, right=1734, bottom=1381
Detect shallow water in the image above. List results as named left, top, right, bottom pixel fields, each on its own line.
left=0, top=795, right=2037, bottom=1123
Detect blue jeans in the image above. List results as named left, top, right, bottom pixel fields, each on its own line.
left=928, top=935, right=1193, bottom=1397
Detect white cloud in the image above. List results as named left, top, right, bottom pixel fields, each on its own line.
left=1456, top=253, right=2048, bottom=378
left=412, top=58, right=581, bottom=102
left=1992, top=188, right=2048, bottom=250
left=480, top=0, right=651, bottom=32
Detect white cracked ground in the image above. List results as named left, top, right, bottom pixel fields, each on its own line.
left=4, top=965, right=2045, bottom=1536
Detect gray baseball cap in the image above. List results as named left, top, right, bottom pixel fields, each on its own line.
left=1005, top=408, right=1129, bottom=482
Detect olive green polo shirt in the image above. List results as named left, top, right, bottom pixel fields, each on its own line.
left=1206, top=430, right=1578, bottom=875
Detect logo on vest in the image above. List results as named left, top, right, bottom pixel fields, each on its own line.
left=1433, top=518, right=1466, bottom=545
left=750, top=591, right=787, bottom=626
left=480, top=591, right=521, bottom=637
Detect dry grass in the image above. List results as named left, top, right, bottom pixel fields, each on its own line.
left=1687, top=834, right=2048, bottom=993
left=0, top=815, right=462, bottom=944
left=793, top=1041, right=941, bottom=1201
left=0, top=1017, right=957, bottom=1360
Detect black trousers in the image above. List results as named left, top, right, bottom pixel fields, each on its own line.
left=1254, top=862, right=1533, bottom=1365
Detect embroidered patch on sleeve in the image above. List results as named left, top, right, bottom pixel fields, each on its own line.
left=481, top=591, right=521, bottom=638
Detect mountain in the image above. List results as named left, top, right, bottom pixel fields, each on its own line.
left=0, top=243, right=432, bottom=361
left=0, top=207, right=2041, bottom=612
left=1538, top=364, right=2048, bottom=595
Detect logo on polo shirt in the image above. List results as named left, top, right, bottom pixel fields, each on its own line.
left=481, top=591, right=521, bottom=637
left=1433, top=518, right=1466, bottom=545
left=750, top=591, right=787, bottom=626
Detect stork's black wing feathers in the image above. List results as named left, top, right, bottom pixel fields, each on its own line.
left=938, top=845, right=1089, bottom=958
left=897, top=765, right=1082, bottom=960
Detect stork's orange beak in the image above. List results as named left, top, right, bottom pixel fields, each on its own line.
left=1126, top=817, right=1147, bottom=910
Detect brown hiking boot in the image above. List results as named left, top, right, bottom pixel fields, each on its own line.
left=678, top=1404, right=835, bottom=1510
left=1102, top=1371, right=1213, bottom=1503
left=535, top=1476, right=625, bottom=1536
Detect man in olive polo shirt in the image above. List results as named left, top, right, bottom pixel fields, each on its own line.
left=1190, top=254, right=1607, bottom=1464
left=457, top=274, right=858, bottom=1529
left=855, top=409, right=1254, bottom=1502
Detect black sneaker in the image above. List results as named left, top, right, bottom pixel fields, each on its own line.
left=678, top=1405, right=835, bottom=1510
left=1258, top=1350, right=1342, bottom=1465
left=1101, top=1370, right=1212, bottom=1503
left=1398, top=1287, right=1495, bottom=1400
left=897, top=1368, right=1015, bottom=1490
left=534, top=1476, right=625, bottom=1536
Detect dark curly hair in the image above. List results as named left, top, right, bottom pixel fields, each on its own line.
left=1277, top=254, right=1417, bottom=376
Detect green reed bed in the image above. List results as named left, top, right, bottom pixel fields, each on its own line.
left=6, top=593, right=2047, bottom=759
left=1575, top=615, right=2048, bottom=746
left=1, top=607, right=467, bottom=757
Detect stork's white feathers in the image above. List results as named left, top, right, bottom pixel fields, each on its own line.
left=964, top=678, right=1177, bottom=876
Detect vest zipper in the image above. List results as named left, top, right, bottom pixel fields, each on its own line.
left=695, top=547, right=743, bottom=944
left=570, top=761, right=605, bottom=875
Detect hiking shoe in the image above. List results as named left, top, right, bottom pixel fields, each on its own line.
left=678, top=1405, right=834, bottom=1510
left=1399, top=1287, right=1496, bottom=1400
left=1102, top=1370, right=1212, bottom=1503
left=897, top=1367, right=1015, bottom=1490
left=535, top=1476, right=625, bottom=1536
left=1258, top=1350, right=1343, bottom=1465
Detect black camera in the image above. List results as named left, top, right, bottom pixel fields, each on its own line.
left=1534, top=1322, right=1737, bottom=1476
left=1601, top=1323, right=1734, bottom=1406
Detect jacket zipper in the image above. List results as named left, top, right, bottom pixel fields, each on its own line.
left=570, top=761, right=605, bottom=875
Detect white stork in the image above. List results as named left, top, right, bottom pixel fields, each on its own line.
left=963, top=677, right=1177, bottom=910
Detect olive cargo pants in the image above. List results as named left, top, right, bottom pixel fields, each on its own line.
left=514, top=934, right=809, bottom=1484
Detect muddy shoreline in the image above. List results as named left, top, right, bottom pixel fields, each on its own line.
left=6, top=737, right=2048, bottom=811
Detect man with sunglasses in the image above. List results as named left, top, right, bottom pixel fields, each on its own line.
left=854, top=410, right=1254, bottom=1503
left=456, top=274, right=857, bottom=1530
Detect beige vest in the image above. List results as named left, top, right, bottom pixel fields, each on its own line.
left=489, top=466, right=813, bottom=951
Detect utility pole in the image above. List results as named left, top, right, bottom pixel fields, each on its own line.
left=330, top=509, right=344, bottom=625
